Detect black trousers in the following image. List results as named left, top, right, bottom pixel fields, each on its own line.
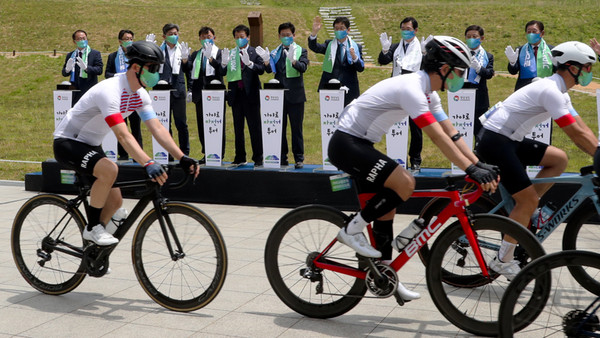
left=194, top=99, right=226, bottom=158
left=281, top=101, right=305, bottom=163
left=169, top=94, right=190, bottom=156
left=408, top=117, right=422, bottom=165
left=231, top=91, right=262, bottom=163
left=117, top=113, right=143, bottom=159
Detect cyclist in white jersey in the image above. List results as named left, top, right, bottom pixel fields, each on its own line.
left=476, top=41, right=599, bottom=279
left=54, top=41, right=200, bottom=246
left=328, top=36, right=499, bottom=302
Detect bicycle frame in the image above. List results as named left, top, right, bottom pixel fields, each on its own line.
left=311, top=179, right=492, bottom=279
left=488, top=169, right=599, bottom=242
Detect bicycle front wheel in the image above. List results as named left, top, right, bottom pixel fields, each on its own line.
left=11, top=194, right=87, bottom=295
left=426, top=214, right=546, bottom=337
left=132, top=203, right=227, bottom=312
left=264, top=205, right=367, bottom=319
left=499, top=250, right=600, bottom=337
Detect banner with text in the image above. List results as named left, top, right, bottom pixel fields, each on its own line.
left=385, top=117, right=409, bottom=169
left=447, top=89, right=476, bottom=174
left=149, top=90, right=171, bottom=164
left=53, top=90, right=73, bottom=129
left=202, top=90, right=226, bottom=166
left=260, top=89, right=285, bottom=168
left=319, top=90, right=345, bottom=171
left=524, top=118, right=552, bottom=178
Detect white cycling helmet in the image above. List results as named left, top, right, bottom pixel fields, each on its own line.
left=423, top=35, right=472, bottom=69
left=551, top=41, right=597, bottom=67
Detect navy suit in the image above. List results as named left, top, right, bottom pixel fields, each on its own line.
left=187, top=49, right=226, bottom=157
left=463, top=51, right=495, bottom=139
left=308, top=37, right=364, bottom=106
left=105, top=50, right=143, bottom=159
left=508, top=43, right=554, bottom=91
left=160, top=45, right=190, bottom=156
left=224, top=46, right=265, bottom=164
left=265, top=46, right=309, bottom=163
left=62, top=48, right=103, bottom=104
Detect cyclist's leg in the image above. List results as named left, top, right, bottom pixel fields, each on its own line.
left=90, top=158, right=118, bottom=223
left=100, top=187, right=123, bottom=225
left=532, top=145, right=568, bottom=196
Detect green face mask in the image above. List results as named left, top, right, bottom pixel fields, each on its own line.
left=446, top=70, right=465, bottom=92
left=139, top=68, right=159, bottom=88
left=121, top=40, right=133, bottom=48
left=165, top=35, right=179, bottom=45
left=76, top=40, right=88, bottom=49
left=578, top=70, right=593, bottom=86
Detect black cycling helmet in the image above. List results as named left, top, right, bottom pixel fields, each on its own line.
left=125, top=40, right=164, bottom=66
left=422, top=35, right=472, bottom=71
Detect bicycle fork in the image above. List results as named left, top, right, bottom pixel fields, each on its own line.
left=152, top=199, right=185, bottom=261
left=457, top=211, right=492, bottom=278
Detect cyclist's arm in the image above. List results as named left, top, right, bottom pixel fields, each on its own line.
left=561, top=120, right=598, bottom=156
left=422, top=122, right=473, bottom=170
left=438, top=119, right=480, bottom=164
left=111, top=122, right=152, bottom=164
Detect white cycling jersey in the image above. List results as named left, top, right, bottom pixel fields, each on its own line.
left=54, top=73, right=156, bottom=146
left=482, top=73, right=576, bottom=141
left=337, top=70, right=442, bottom=143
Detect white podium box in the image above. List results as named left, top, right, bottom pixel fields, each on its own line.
left=202, top=90, right=226, bottom=167
left=148, top=90, right=171, bottom=164
left=386, top=117, right=409, bottom=169
left=447, top=89, right=476, bottom=174
left=319, top=89, right=345, bottom=171
left=260, top=89, right=285, bottom=168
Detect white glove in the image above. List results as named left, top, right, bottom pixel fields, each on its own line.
left=145, top=33, right=156, bottom=44
left=76, top=56, right=87, bottom=71
left=202, top=42, right=213, bottom=60
left=286, top=44, right=297, bottom=62
left=180, top=41, right=190, bottom=60
left=221, top=48, right=230, bottom=67
left=65, top=58, right=75, bottom=72
left=470, top=59, right=481, bottom=73
left=186, top=91, right=192, bottom=103
left=255, top=46, right=270, bottom=62
left=240, top=49, right=253, bottom=68
left=380, top=32, right=392, bottom=53
left=421, top=35, right=433, bottom=53
left=505, top=45, right=518, bottom=64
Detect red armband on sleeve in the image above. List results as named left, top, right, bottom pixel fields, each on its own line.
left=105, top=113, right=125, bottom=127
left=555, top=114, right=576, bottom=128
left=412, top=111, right=437, bottom=128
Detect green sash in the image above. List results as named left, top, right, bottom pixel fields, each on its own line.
left=536, top=40, right=553, bottom=78
left=226, top=47, right=242, bottom=82
left=286, top=43, right=302, bottom=78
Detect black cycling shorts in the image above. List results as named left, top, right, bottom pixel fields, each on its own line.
left=328, top=130, right=399, bottom=193
left=53, top=138, right=106, bottom=177
left=476, top=130, right=548, bottom=195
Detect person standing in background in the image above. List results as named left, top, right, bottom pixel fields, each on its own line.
left=62, top=30, right=104, bottom=104
left=106, top=29, right=143, bottom=161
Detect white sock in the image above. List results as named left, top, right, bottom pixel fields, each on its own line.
left=346, top=213, right=368, bottom=235
left=498, top=240, right=517, bottom=262
left=381, top=259, right=393, bottom=265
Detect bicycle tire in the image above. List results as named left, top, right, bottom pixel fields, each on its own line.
left=498, top=250, right=600, bottom=337
left=426, top=214, right=546, bottom=336
left=418, top=194, right=501, bottom=267
left=264, top=205, right=367, bottom=319
left=562, top=201, right=600, bottom=292
left=11, top=194, right=87, bottom=295
left=132, top=203, right=227, bottom=312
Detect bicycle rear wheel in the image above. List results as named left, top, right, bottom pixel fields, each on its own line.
left=132, top=203, right=227, bottom=312
left=563, top=202, right=600, bottom=288
left=11, top=194, right=87, bottom=294
left=499, top=250, right=600, bottom=337
left=264, top=205, right=367, bottom=318
left=426, top=214, right=546, bottom=336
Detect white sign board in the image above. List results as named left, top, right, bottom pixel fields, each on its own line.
left=149, top=90, right=171, bottom=164
left=53, top=90, right=72, bottom=129
left=385, top=117, right=409, bottom=169
left=202, top=90, right=226, bottom=166
left=447, top=89, right=476, bottom=174
left=524, top=119, right=552, bottom=178
left=319, top=89, right=345, bottom=171
left=260, top=89, right=285, bottom=168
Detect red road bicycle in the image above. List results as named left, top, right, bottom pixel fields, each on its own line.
left=264, top=175, right=545, bottom=336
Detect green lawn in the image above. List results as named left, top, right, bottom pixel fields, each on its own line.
left=1, top=0, right=600, bottom=180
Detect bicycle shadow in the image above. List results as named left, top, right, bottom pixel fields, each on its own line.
left=247, top=311, right=471, bottom=337
left=3, top=288, right=215, bottom=320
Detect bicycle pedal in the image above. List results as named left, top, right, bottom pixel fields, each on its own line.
left=393, top=292, right=406, bottom=306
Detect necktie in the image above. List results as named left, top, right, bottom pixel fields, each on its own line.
left=339, top=43, right=346, bottom=62
left=403, top=43, right=408, bottom=53
left=471, top=51, right=475, bottom=56
left=534, top=46, right=538, bottom=58
left=78, top=51, right=82, bottom=58
left=162, top=49, right=172, bottom=81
